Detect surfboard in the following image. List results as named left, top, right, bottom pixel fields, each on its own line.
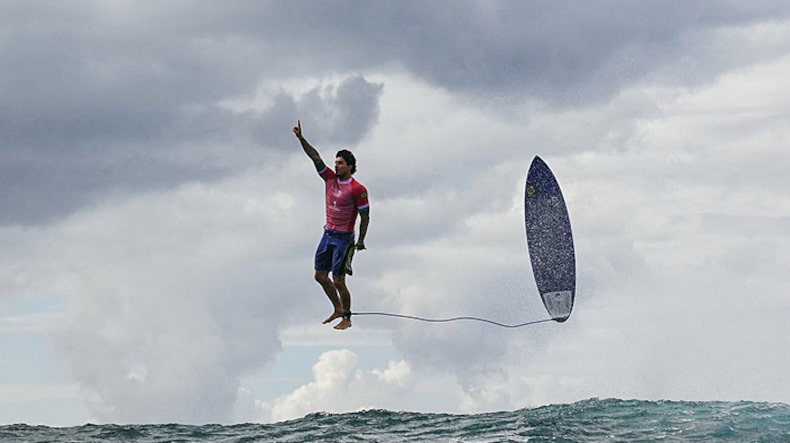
left=524, top=156, right=576, bottom=322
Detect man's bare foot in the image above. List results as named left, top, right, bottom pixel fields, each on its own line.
left=322, top=311, right=343, bottom=324
left=333, top=318, right=352, bottom=330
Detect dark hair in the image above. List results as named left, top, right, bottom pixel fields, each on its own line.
left=335, top=149, right=357, bottom=174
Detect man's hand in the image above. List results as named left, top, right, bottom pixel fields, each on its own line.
left=292, top=120, right=303, bottom=139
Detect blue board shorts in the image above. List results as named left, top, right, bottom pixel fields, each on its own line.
left=315, top=227, right=356, bottom=276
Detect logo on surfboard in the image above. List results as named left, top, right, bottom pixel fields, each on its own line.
left=526, top=183, right=537, bottom=197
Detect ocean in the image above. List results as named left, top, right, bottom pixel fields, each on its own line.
left=2, top=398, right=789, bottom=442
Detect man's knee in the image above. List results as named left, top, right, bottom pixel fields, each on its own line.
left=315, top=270, right=331, bottom=284
left=332, top=274, right=347, bottom=289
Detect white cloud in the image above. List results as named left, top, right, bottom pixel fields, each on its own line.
left=258, top=350, right=414, bottom=423
left=305, top=48, right=790, bottom=415
left=19, top=168, right=322, bottom=423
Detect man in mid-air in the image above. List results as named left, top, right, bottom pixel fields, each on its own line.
left=293, top=120, right=370, bottom=330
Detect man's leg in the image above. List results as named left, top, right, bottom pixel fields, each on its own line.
left=315, top=270, right=344, bottom=324
left=332, top=274, right=352, bottom=330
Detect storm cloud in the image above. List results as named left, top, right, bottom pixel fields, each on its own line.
left=2, top=0, right=790, bottom=424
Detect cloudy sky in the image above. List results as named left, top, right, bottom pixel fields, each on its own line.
left=2, top=0, right=790, bottom=426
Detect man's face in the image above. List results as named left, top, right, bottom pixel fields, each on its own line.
left=334, top=156, right=351, bottom=179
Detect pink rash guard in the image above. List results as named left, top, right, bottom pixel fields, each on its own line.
left=319, top=167, right=369, bottom=233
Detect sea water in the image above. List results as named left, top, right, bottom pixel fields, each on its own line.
left=2, top=398, right=789, bottom=442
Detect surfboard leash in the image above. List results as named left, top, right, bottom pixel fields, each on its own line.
left=350, top=311, right=555, bottom=328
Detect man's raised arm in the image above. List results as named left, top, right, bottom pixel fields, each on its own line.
left=293, top=120, right=326, bottom=172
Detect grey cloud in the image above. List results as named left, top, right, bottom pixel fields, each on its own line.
left=288, top=75, right=384, bottom=147
left=1, top=3, right=261, bottom=224
left=1, top=0, right=383, bottom=227
left=5, top=1, right=790, bottom=424
left=4, top=1, right=787, bottom=226
left=255, top=1, right=790, bottom=103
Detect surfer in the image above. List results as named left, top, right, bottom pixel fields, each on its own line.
left=293, top=120, right=370, bottom=330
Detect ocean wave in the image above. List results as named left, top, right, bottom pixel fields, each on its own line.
left=2, top=398, right=789, bottom=442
